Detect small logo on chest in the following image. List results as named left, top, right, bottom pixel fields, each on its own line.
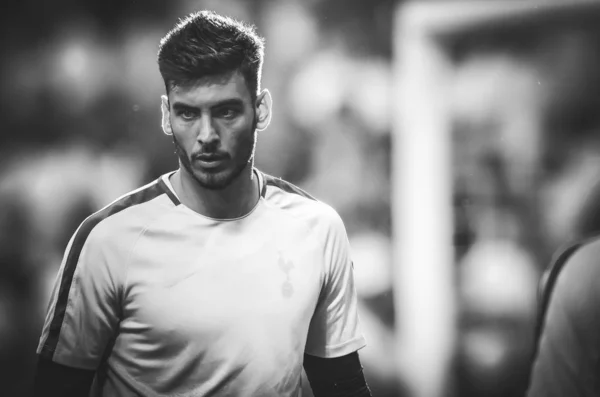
left=278, top=252, right=295, bottom=298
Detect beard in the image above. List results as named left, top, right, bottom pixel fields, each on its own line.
left=172, top=117, right=258, bottom=190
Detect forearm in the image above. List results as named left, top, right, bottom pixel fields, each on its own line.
left=304, top=352, right=372, bottom=397
left=33, top=356, right=95, bottom=397
left=307, top=375, right=371, bottom=397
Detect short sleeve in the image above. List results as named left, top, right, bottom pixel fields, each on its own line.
left=305, top=209, right=366, bottom=358
left=36, top=221, right=124, bottom=370
left=527, top=242, right=600, bottom=397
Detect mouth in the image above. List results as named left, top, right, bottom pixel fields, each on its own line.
left=192, top=154, right=228, bottom=169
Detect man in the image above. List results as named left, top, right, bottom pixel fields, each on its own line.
left=527, top=237, right=600, bottom=396
left=33, top=10, right=371, bottom=397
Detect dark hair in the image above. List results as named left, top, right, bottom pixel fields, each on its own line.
left=157, top=10, right=265, bottom=100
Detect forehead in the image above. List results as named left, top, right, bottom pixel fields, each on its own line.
left=168, top=71, right=252, bottom=106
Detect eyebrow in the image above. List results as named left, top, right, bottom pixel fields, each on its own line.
left=171, top=99, right=245, bottom=111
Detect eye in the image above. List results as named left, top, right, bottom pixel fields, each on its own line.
left=177, top=109, right=197, bottom=120
left=215, top=107, right=239, bottom=120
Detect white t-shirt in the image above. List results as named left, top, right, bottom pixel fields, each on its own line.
left=37, top=169, right=366, bottom=396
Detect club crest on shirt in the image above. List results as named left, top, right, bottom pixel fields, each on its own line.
left=278, top=252, right=295, bottom=298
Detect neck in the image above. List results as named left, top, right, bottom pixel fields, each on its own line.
left=172, top=164, right=259, bottom=219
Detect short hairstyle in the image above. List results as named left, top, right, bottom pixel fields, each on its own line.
left=157, top=10, right=265, bottom=100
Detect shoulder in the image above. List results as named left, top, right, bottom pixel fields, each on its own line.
left=544, top=237, right=600, bottom=317
left=552, top=238, right=600, bottom=290
left=70, top=177, right=178, bottom=255
left=261, top=172, right=346, bottom=233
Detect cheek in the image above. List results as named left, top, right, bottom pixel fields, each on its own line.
left=173, top=122, right=198, bottom=145
left=219, top=119, right=254, bottom=147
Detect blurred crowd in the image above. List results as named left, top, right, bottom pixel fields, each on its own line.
left=1, top=1, right=600, bottom=397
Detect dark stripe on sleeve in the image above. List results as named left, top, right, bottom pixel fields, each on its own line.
left=264, top=174, right=316, bottom=201
left=40, top=179, right=171, bottom=360
left=158, top=177, right=181, bottom=205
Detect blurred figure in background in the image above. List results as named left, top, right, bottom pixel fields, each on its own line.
left=526, top=34, right=600, bottom=395
left=448, top=13, right=600, bottom=396
left=33, top=10, right=371, bottom=397
left=527, top=236, right=600, bottom=397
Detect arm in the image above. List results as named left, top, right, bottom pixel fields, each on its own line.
left=304, top=352, right=372, bottom=397
left=33, top=357, right=95, bottom=397
left=527, top=242, right=600, bottom=397
left=305, top=207, right=370, bottom=395
left=33, top=221, right=123, bottom=396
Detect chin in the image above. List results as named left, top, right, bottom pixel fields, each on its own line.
left=192, top=171, right=231, bottom=190
left=191, top=167, right=246, bottom=190
left=181, top=153, right=253, bottom=190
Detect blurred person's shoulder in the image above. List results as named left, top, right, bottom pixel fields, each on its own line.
left=544, top=236, right=600, bottom=314
left=552, top=237, right=600, bottom=286
left=259, top=171, right=347, bottom=236
left=530, top=236, right=600, bottom=397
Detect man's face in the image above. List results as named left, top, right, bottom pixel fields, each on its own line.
left=163, top=71, right=258, bottom=190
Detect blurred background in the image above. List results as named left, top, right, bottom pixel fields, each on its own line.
left=1, top=0, right=600, bottom=396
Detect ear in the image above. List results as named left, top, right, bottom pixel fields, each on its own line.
left=255, top=89, right=272, bottom=132
left=161, top=95, right=173, bottom=136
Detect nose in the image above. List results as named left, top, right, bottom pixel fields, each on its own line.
left=197, top=114, right=219, bottom=146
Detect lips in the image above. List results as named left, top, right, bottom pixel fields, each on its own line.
left=192, top=153, right=227, bottom=169
left=194, top=154, right=224, bottom=161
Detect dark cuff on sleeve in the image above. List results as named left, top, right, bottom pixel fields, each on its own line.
left=304, top=352, right=372, bottom=397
